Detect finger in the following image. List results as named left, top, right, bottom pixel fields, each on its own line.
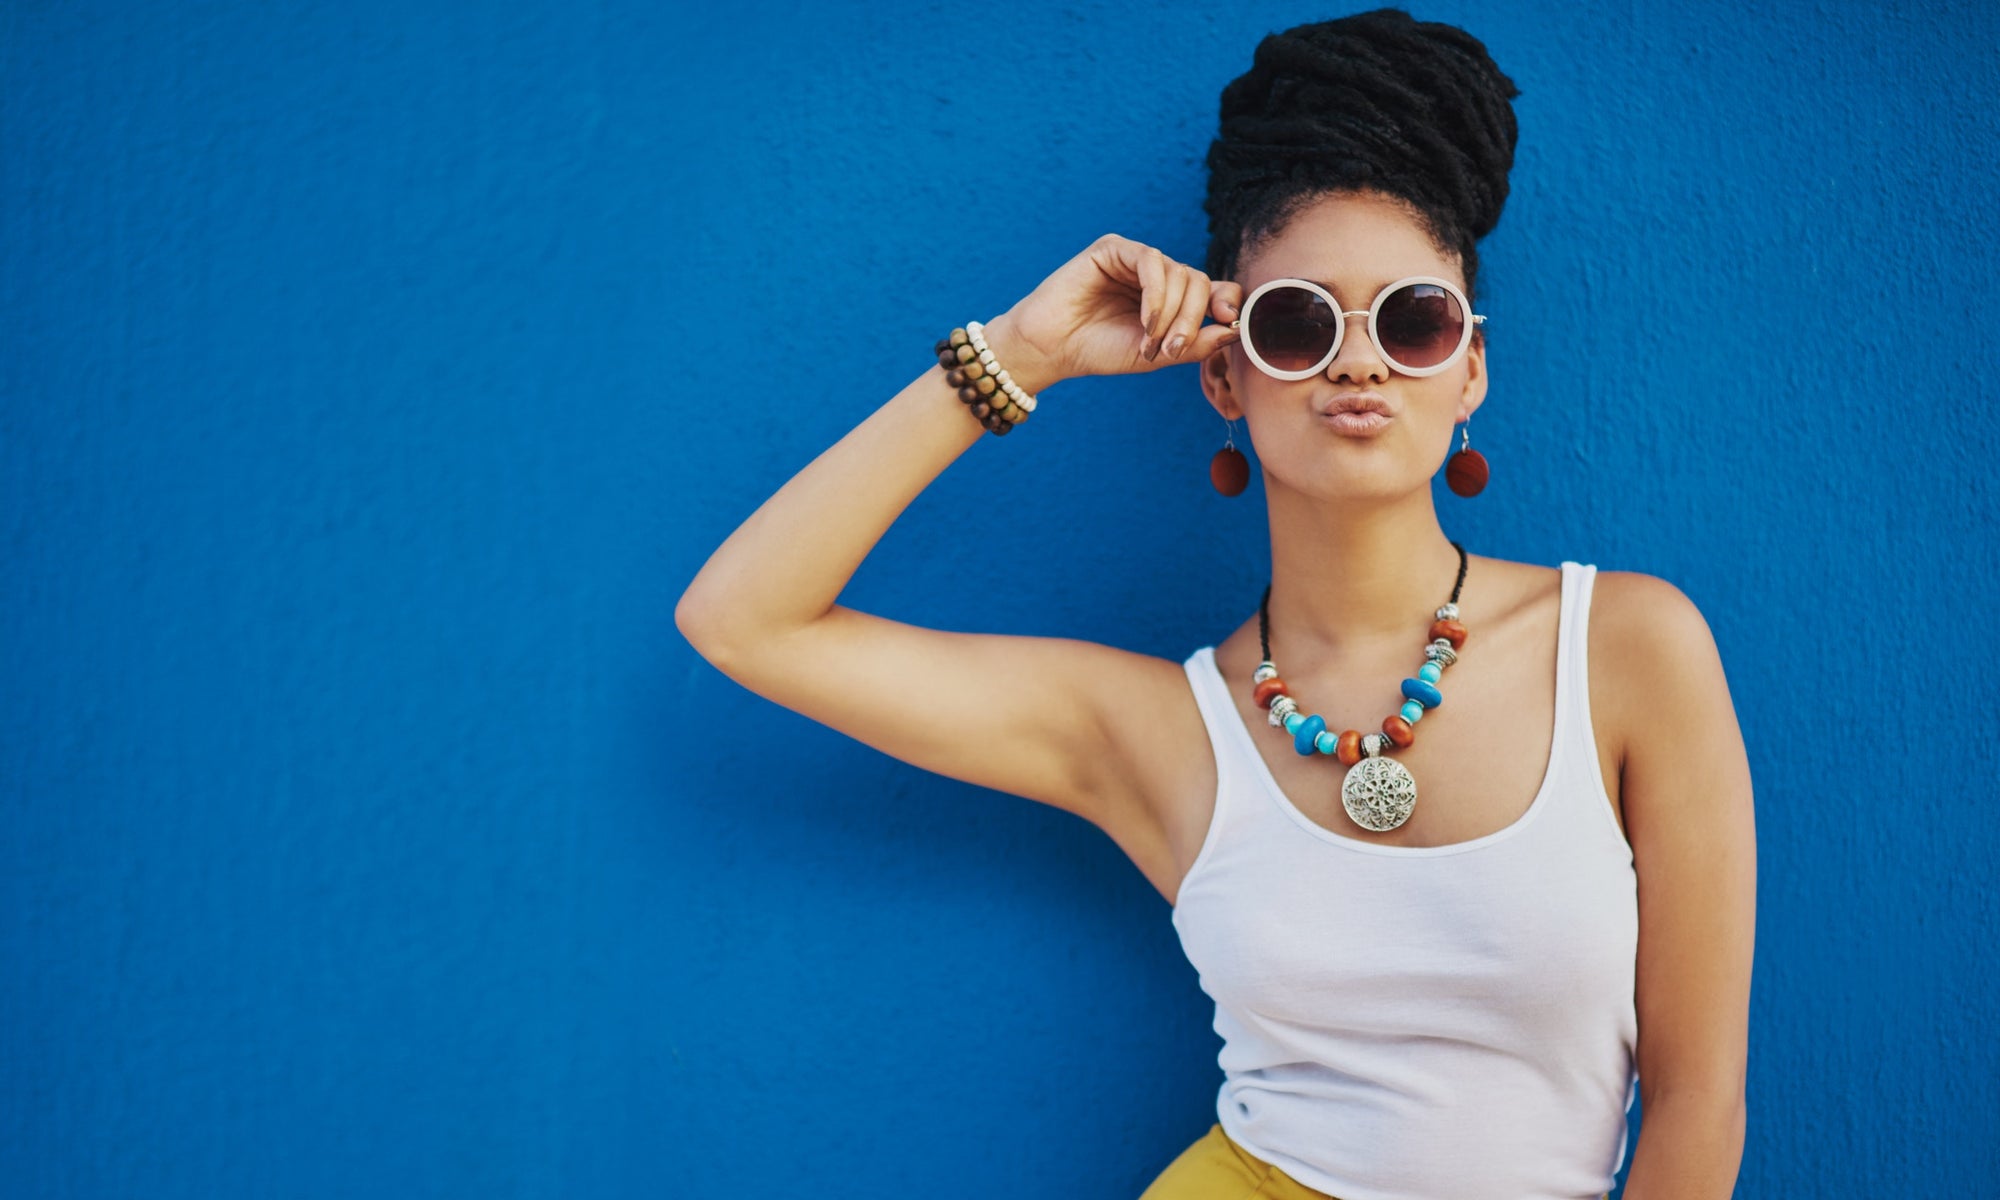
left=1185, top=320, right=1240, bottom=363
left=1210, top=280, right=1245, bottom=325
left=1160, top=269, right=1213, bottom=361
left=1131, top=242, right=1166, bottom=352
left=1088, top=233, right=1145, bottom=288
left=1147, top=256, right=1190, bottom=360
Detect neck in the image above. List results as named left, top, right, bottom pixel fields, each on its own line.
left=1262, top=485, right=1464, bottom=659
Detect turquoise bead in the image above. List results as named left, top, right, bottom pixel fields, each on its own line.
left=1283, top=712, right=1305, bottom=735
left=1402, top=677, right=1443, bottom=708
left=1418, top=662, right=1442, bottom=684
left=1292, top=714, right=1327, bottom=755
left=1314, top=730, right=1339, bottom=754
left=1400, top=700, right=1425, bottom=724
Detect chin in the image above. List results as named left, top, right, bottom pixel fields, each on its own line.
left=1288, top=465, right=1428, bottom=502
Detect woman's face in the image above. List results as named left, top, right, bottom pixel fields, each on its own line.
left=1201, top=189, right=1488, bottom=504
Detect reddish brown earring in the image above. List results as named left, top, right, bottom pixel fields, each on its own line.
left=1446, top=419, right=1488, bottom=497
left=1211, top=418, right=1250, bottom=496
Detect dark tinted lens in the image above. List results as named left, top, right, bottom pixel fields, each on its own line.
left=1376, top=283, right=1464, bottom=368
left=1246, top=286, right=1339, bottom=372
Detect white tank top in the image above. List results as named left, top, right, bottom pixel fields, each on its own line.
left=1173, top=561, right=1638, bottom=1200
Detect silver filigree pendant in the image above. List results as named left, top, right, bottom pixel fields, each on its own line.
left=1341, top=756, right=1417, bottom=831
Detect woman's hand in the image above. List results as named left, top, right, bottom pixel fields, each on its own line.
left=978, top=234, right=1245, bottom=394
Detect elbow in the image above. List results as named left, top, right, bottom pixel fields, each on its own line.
left=676, top=583, right=824, bottom=672
left=674, top=589, right=735, bottom=665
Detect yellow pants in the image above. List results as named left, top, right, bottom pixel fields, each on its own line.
left=1137, top=1124, right=1337, bottom=1199
left=1137, top=1123, right=1614, bottom=1199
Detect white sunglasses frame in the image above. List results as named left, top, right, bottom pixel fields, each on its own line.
left=1227, top=275, right=1486, bottom=380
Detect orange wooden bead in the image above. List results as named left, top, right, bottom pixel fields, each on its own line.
left=1382, top=714, right=1416, bottom=748
left=1335, top=730, right=1363, bottom=767
left=1428, top=618, right=1468, bottom=649
left=1252, top=678, right=1290, bottom=707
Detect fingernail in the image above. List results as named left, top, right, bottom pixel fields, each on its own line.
left=1166, top=335, right=1186, bottom=358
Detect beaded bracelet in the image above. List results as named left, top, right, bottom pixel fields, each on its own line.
left=934, top=321, right=1040, bottom=436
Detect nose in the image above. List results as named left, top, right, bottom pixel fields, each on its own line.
left=1324, top=308, right=1389, bottom=383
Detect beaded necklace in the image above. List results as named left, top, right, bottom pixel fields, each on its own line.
left=1250, top=541, right=1470, bottom=832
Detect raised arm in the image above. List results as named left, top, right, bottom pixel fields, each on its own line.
left=674, top=236, right=1242, bottom=844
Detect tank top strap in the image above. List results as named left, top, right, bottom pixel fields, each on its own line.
left=1553, top=561, right=1629, bottom=850
left=1180, top=644, right=1259, bottom=875
left=1549, top=561, right=1590, bottom=809
left=1555, top=560, right=1593, bottom=742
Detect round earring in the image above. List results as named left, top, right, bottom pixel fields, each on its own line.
left=1211, top=417, right=1250, bottom=496
left=1446, top=419, right=1489, bottom=497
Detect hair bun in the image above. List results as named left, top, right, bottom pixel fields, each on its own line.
left=1203, top=8, right=1522, bottom=286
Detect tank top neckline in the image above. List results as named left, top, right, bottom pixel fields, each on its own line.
left=1191, top=560, right=1587, bottom=859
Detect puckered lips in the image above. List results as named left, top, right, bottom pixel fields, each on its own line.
left=1318, top=392, right=1394, bottom=436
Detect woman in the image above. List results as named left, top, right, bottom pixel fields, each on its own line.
left=676, top=9, right=1754, bottom=1199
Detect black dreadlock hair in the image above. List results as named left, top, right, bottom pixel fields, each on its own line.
left=1202, top=8, right=1521, bottom=306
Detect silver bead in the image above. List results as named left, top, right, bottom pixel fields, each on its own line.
left=1252, top=662, right=1279, bottom=684
left=1361, top=733, right=1385, bottom=757
left=1424, top=639, right=1458, bottom=668
left=1268, top=695, right=1299, bottom=725
left=1436, top=602, right=1459, bottom=622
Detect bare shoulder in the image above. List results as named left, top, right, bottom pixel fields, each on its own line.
left=1589, top=569, right=1724, bottom=692
left=1586, top=568, right=1739, bottom=801
left=1081, top=644, right=1218, bottom=907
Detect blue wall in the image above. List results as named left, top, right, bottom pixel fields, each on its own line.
left=6, top=1, right=1995, bottom=1195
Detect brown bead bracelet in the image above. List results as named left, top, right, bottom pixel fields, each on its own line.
left=934, top=323, right=1039, bottom=435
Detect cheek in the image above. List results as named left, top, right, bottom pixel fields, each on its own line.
left=1414, top=371, right=1473, bottom=418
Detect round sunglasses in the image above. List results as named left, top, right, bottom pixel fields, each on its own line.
left=1227, top=275, right=1486, bottom=380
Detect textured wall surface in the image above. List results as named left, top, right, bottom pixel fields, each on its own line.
left=5, top=1, right=1995, bottom=1196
